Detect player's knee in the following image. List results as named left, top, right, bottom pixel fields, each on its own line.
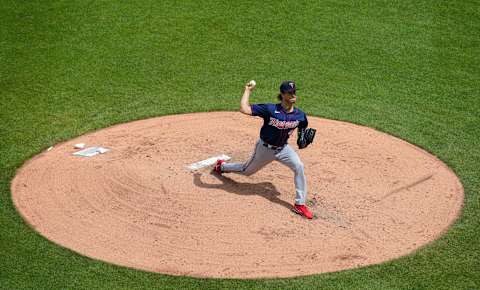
left=242, top=167, right=255, bottom=176
left=241, top=164, right=253, bottom=176
left=294, top=162, right=304, bottom=173
left=244, top=170, right=255, bottom=176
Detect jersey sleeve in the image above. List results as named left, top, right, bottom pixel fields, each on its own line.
left=250, top=103, right=270, bottom=117
left=299, top=113, right=308, bottom=129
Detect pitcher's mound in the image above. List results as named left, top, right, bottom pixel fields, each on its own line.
left=11, top=112, right=463, bottom=278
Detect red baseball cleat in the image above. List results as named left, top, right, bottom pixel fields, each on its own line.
left=213, top=159, right=225, bottom=174
left=292, top=204, right=313, bottom=219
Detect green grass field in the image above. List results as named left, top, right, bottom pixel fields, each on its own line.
left=1, top=0, right=479, bottom=289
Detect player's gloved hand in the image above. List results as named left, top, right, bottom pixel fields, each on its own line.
left=297, top=128, right=316, bottom=149
left=297, top=128, right=307, bottom=149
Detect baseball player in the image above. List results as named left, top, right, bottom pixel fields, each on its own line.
left=214, top=80, right=316, bottom=219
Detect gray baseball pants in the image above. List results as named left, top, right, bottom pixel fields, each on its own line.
left=221, top=138, right=308, bottom=205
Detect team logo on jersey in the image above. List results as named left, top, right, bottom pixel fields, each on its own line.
left=268, top=117, right=299, bottom=129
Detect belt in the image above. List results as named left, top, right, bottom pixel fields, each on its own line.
left=262, top=142, right=284, bottom=150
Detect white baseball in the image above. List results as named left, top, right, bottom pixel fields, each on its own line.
left=248, top=80, right=256, bottom=87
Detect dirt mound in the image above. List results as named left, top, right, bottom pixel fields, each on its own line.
left=11, top=112, right=463, bottom=278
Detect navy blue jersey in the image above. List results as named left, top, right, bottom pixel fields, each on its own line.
left=250, top=103, right=308, bottom=146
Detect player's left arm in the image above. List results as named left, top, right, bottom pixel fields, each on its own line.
left=297, top=114, right=316, bottom=149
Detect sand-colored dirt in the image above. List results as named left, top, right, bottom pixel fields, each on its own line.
left=11, top=112, right=463, bottom=278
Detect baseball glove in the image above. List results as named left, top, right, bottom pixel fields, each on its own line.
left=297, top=128, right=316, bottom=149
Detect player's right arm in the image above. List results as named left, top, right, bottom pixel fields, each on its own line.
left=239, top=82, right=255, bottom=115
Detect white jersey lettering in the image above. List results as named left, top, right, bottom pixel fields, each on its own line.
left=268, top=117, right=300, bottom=129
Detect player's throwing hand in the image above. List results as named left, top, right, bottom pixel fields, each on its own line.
left=246, top=80, right=256, bottom=92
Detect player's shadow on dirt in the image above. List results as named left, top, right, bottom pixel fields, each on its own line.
left=192, top=172, right=292, bottom=211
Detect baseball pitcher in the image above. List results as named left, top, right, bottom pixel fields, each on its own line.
left=214, top=80, right=316, bottom=219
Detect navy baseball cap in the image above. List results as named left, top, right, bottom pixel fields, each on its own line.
left=280, top=80, right=296, bottom=93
